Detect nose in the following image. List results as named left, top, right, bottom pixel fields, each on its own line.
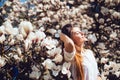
left=80, top=32, right=84, bottom=36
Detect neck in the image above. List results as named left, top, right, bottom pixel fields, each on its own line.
left=75, top=43, right=84, bottom=53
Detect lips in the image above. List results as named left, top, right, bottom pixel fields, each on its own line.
left=80, top=36, right=88, bottom=41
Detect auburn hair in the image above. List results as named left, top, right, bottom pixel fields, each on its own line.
left=62, top=24, right=84, bottom=80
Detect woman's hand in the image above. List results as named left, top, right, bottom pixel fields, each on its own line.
left=60, top=33, right=75, bottom=53
left=60, top=33, right=74, bottom=43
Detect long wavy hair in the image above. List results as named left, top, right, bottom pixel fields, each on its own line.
left=61, top=24, right=84, bottom=80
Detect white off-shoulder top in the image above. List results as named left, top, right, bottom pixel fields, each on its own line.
left=64, top=49, right=100, bottom=80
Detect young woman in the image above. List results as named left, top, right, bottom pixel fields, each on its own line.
left=60, top=24, right=102, bottom=80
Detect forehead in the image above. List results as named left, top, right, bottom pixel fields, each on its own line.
left=71, top=27, right=81, bottom=32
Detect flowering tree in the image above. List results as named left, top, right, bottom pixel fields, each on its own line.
left=0, top=0, right=120, bottom=80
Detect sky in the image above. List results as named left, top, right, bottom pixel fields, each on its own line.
left=0, top=0, right=26, bottom=7
left=0, top=0, right=6, bottom=7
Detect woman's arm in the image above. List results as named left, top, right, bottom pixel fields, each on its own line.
left=60, top=33, right=76, bottom=61
left=60, top=33, right=75, bottom=53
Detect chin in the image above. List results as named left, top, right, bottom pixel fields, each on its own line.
left=77, top=40, right=84, bottom=44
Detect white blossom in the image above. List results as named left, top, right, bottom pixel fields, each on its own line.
left=39, top=13, right=45, bottom=17
left=42, top=0, right=51, bottom=3
left=27, top=32, right=36, bottom=41
left=105, top=0, right=112, bottom=3
left=12, top=27, right=19, bottom=35
left=24, top=39, right=32, bottom=51
left=29, top=65, right=41, bottom=79
left=17, top=47, right=22, bottom=56
left=51, top=0, right=56, bottom=5
left=46, top=28, right=57, bottom=35
left=53, top=14, right=59, bottom=21
left=34, top=30, right=46, bottom=43
left=114, top=72, right=120, bottom=77
left=13, top=5, right=20, bottom=12
left=19, top=21, right=33, bottom=38
left=47, top=11, right=54, bottom=17
left=67, top=70, right=72, bottom=78
left=47, top=47, right=62, bottom=57
left=5, top=1, right=12, bottom=6
left=8, top=53, right=13, bottom=57
left=104, top=64, right=111, bottom=70
left=42, top=59, right=55, bottom=70
left=101, top=57, right=108, bottom=63
left=2, top=9, right=6, bottom=14
left=21, top=7, right=26, bottom=12
left=98, top=42, right=106, bottom=49
left=41, top=37, right=58, bottom=49
left=68, top=0, right=74, bottom=4
left=0, top=34, right=5, bottom=43
left=87, top=34, right=97, bottom=43
left=16, top=34, right=24, bottom=41
left=44, top=4, right=51, bottom=10
left=52, top=54, right=63, bottom=63
left=100, top=50, right=109, bottom=54
left=9, top=39, right=15, bottom=45
left=109, top=61, right=117, bottom=69
left=3, top=20, right=14, bottom=34
left=41, top=17, right=51, bottom=22
left=112, top=11, right=120, bottom=19
left=110, top=32, right=117, bottom=39
left=43, top=70, right=53, bottom=80
left=13, top=54, right=22, bottom=61
left=29, top=71, right=41, bottom=79
left=0, top=26, right=5, bottom=35
left=52, top=65, right=61, bottom=77
left=115, top=64, right=120, bottom=72
left=38, top=4, right=43, bottom=9
left=39, top=26, right=45, bottom=32
left=55, top=33, right=60, bottom=38
left=62, top=62, right=71, bottom=78
left=0, top=56, right=6, bottom=68
left=62, top=62, right=71, bottom=74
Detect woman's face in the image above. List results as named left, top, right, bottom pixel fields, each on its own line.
left=70, top=27, right=87, bottom=46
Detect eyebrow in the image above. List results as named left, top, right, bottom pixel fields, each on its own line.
left=71, top=31, right=82, bottom=33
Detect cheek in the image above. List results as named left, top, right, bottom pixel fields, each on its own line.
left=72, top=36, right=82, bottom=43
left=72, top=35, right=86, bottom=43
